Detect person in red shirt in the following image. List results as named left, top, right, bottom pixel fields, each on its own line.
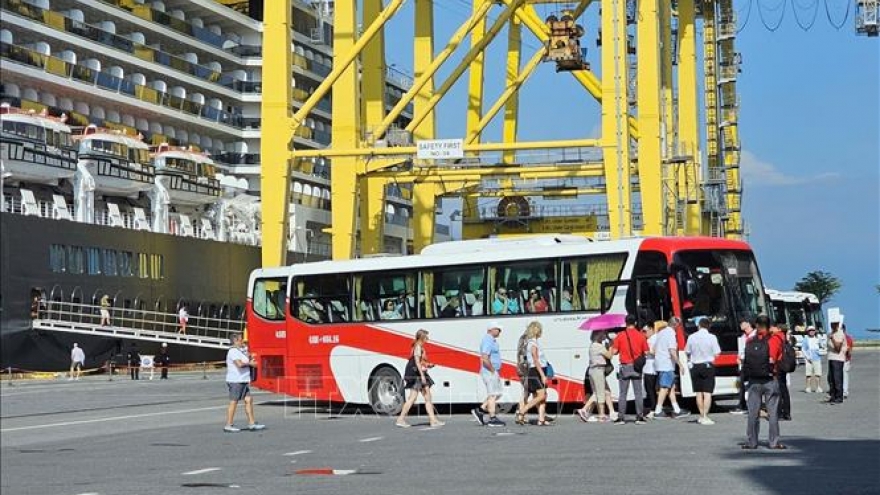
left=843, top=325, right=854, bottom=399
left=611, top=314, right=650, bottom=425
left=742, top=315, right=785, bottom=450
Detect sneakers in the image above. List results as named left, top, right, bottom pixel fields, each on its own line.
left=609, top=411, right=619, bottom=421
left=673, top=409, right=692, bottom=419
left=486, top=417, right=506, bottom=427
left=223, top=425, right=241, bottom=433
left=697, top=417, right=715, bottom=425
left=429, top=421, right=445, bottom=428
left=728, top=408, right=747, bottom=415
left=246, top=423, right=266, bottom=431
left=804, top=388, right=813, bottom=394
left=654, top=410, right=669, bottom=419
left=471, top=408, right=486, bottom=426
left=634, top=416, right=647, bottom=425
left=586, top=415, right=599, bottom=423
left=395, top=421, right=411, bottom=428
left=576, top=408, right=589, bottom=423
left=645, top=411, right=655, bottom=420
left=817, top=388, right=823, bottom=394
left=613, top=418, right=626, bottom=426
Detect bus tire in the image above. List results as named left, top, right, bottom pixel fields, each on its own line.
left=369, top=366, right=404, bottom=416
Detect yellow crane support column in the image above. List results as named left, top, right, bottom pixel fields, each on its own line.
left=636, top=0, right=663, bottom=235
left=260, top=0, right=293, bottom=267
left=601, top=0, right=632, bottom=238
left=660, top=0, right=676, bottom=234
left=411, top=0, right=437, bottom=254
left=330, top=0, right=360, bottom=260
left=677, top=0, right=702, bottom=235
left=703, top=0, right=722, bottom=236
left=360, top=0, right=388, bottom=255
left=466, top=0, right=490, bottom=145
left=502, top=14, right=522, bottom=164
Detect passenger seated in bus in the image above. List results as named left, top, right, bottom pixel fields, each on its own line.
left=560, top=289, right=574, bottom=311
left=329, top=300, right=349, bottom=322
left=491, top=288, right=519, bottom=315
left=471, top=291, right=485, bottom=316
left=381, top=299, right=403, bottom=320
left=298, top=298, right=324, bottom=324
left=526, top=289, right=549, bottom=313
left=440, top=294, right=462, bottom=318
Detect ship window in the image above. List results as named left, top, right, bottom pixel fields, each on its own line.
left=150, top=254, right=164, bottom=280
left=50, top=244, right=67, bottom=273
left=87, top=248, right=101, bottom=275
left=138, top=253, right=150, bottom=279
left=67, top=246, right=84, bottom=274
left=252, top=277, right=287, bottom=321
left=103, top=249, right=118, bottom=276
left=119, top=251, right=134, bottom=277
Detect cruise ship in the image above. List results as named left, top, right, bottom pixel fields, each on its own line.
left=0, top=0, right=450, bottom=371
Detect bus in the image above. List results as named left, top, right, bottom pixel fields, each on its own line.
left=246, top=235, right=770, bottom=414
left=765, top=288, right=826, bottom=358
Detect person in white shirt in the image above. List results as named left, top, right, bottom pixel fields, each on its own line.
left=685, top=318, right=721, bottom=425
left=69, top=343, right=85, bottom=381
left=652, top=317, right=688, bottom=419
left=224, top=333, right=265, bottom=432
left=178, top=305, right=189, bottom=334
left=801, top=326, right=823, bottom=393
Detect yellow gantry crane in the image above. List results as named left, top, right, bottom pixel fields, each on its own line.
left=259, top=0, right=744, bottom=266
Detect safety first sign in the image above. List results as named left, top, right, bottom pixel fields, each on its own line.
left=416, top=139, right=464, bottom=160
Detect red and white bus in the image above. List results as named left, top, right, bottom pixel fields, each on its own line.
left=246, top=235, right=769, bottom=414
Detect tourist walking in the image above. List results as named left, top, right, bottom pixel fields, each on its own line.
left=396, top=329, right=444, bottom=428
left=516, top=321, right=550, bottom=426
left=99, top=294, right=112, bottom=326
left=223, top=332, right=265, bottom=432
left=577, top=331, right=615, bottom=422
left=69, top=343, right=85, bottom=380
left=178, top=304, right=189, bottom=334
left=612, top=314, right=649, bottom=425
left=652, top=317, right=689, bottom=419
left=472, top=322, right=506, bottom=427
left=742, top=315, right=785, bottom=449
left=685, top=318, right=721, bottom=425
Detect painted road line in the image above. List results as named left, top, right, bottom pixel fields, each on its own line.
left=359, top=436, right=383, bottom=443
left=182, top=468, right=222, bottom=476
left=0, top=405, right=225, bottom=433
left=283, top=450, right=313, bottom=456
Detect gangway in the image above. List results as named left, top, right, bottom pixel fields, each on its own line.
left=32, top=301, right=241, bottom=349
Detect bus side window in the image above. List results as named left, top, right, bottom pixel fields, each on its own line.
left=253, top=278, right=288, bottom=321
left=562, top=253, right=628, bottom=312
left=292, top=274, right=350, bottom=324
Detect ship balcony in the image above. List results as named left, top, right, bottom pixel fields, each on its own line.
left=0, top=134, right=77, bottom=183
left=157, top=172, right=220, bottom=206
left=80, top=153, right=155, bottom=195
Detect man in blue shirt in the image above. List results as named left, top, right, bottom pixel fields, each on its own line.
left=802, top=326, right=823, bottom=394
left=491, top=288, right=519, bottom=315
left=472, top=322, right=506, bottom=427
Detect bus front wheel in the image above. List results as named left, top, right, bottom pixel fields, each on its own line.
left=369, top=366, right=404, bottom=416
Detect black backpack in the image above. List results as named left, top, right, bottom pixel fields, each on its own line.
left=778, top=338, right=797, bottom=374
left=742, top=337, right=772, bottom=379
left=516, top=332, right=530, bottom=379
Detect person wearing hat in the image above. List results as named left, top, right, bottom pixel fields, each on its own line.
left=801, top=326, right=823, bottom=394
left=472, top=321, right=506, bottom=427
left=155, top=343, right=171, bottom=380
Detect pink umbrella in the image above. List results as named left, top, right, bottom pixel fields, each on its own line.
left=578, top=313, right=627, bottom=331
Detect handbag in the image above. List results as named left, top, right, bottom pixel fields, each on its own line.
left=543, top=362, right=555, bottom=379
left=603, top=359, right=614, bottom=376
left=624, top=329, right=647, bottom=374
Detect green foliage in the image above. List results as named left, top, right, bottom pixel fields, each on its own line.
left=793, top=271, right=842, bottom=306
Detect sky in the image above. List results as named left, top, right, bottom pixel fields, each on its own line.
left=382, top=0, right=879, bottom=338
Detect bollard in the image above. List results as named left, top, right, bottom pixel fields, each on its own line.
left=202, top=361, right=208, bottom=380
left=108, top=360, right=114, bottom=382
left=7, top=366, right=13, bottom=387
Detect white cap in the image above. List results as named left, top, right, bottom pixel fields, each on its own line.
left=161, top=342, right=168, bottom=347
left=487, top=321, right=503, bottom=332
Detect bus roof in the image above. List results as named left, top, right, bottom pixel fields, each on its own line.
left=249, top=235, right=756, bottom=287
left=765, top=288, right=820, bottom=304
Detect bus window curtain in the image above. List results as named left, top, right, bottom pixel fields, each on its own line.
left=422, top=271, right=434, bottom=318
left=405, top=275, right=416, bottom=318
left=568, top=262, right=583, bottom=310
left=585, top=255, right=625, bottom=311
left=353, top=275, right=364, bottom=321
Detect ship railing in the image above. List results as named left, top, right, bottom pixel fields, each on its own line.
left=40, top=300, right=244, bottom=342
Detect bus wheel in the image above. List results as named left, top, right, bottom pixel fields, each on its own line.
left=369, top=366, right=403, bottom=416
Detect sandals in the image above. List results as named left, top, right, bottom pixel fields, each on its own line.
left=515, top=412, right=526, bottom=425
left=536, top=420, right=552, bottom=426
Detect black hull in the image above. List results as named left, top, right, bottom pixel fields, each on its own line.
left=0, top=213, right=267, bottom=371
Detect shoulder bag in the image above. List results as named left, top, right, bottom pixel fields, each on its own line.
left=625, top=330, right=647, bottom=374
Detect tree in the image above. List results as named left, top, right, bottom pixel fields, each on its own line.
left=793, top=271, right=842, bottom=306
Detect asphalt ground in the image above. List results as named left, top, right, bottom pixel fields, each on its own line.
left=2, top=352, right=878, bottom=495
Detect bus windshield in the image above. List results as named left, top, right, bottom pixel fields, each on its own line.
left=675, top=250, right=767, bottom=349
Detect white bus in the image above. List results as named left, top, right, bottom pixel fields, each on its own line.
left=247, top=235, right=770, bottom=414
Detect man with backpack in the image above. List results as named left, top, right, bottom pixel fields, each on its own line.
left=773, top=325, right=795, bottom=421
left=742, top=315, right=786, bottom=450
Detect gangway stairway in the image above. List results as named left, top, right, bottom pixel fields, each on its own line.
left=33, top=301, right=241, bottom=349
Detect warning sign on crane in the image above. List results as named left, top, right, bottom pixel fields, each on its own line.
left=416, top=139, right=464, bottom=160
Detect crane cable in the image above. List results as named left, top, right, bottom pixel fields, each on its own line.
left=737, top=0, right=754, bottom=34
left=757, top=0, right=788, bottom=32
left=791, top=0, right=820, bottom=31
left=823, top=0, right=851, bottom=30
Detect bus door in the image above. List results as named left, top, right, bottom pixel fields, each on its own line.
left=247, top=276, right=289, bottom=394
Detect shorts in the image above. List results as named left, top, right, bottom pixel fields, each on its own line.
left=481, top=369, right=503, bottom=398
left=179, top=316, right=189, bottom=324
left=690, top=363, right=716, bottom=393
left=227, top=382, right=251, bottom=401
left=804, top=360, right=822, bottom=377
left=588, top=367, right=607, bottom=402
left=71, top=361, right=83, bottom=370
left=525, top=367, right=546, bottom=395
left=657, top=370, right=676, bottom=389
left=100, top=309, right=110, bottom=319
left=404, top=371, right=434, bottom=391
